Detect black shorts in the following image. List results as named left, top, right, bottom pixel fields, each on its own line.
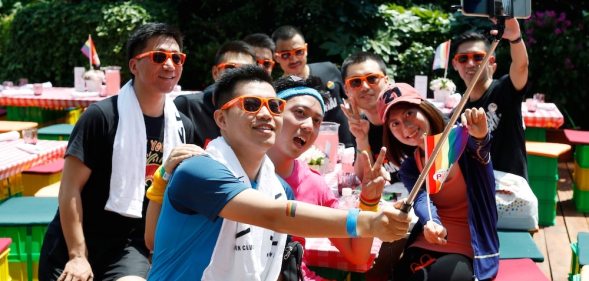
left=39, top=224, right=150, bottom=281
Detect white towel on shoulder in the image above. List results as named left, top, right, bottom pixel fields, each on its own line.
left=202, top=137, right=287, bottom=281
left=105, top=80, right=185, bottom=218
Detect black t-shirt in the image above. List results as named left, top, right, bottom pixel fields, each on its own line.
left=174, top=84, right=220, bottom=147
left=45, top=95, right=196, bottom=252
left=463, top=74, right=528, bottom=179
left=367, top=121, right=399, bottom=181
left=309, top=62, right=355, bottom=148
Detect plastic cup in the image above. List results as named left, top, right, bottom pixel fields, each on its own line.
left=33, top=83, right=43, bottom=96
left=525, top=98, right=537, bottom=112
left=105, top=66, right=121, bottom=95
left=22, top=128, right=38, bottom=145
left=314, top=122, right=340, bottom=172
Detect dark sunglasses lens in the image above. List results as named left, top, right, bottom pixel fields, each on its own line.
left=243, top=97, right=262, bottom=112
left=473, top=54, right=485, bottom=62
left=225, top=64, right=237, bottom=69
left=152, top=52, right=167, bottom=63
left=366, top=75, right=380, bottom=84
left=280, top=53, right=290, bottom=60
left=295, top=49, right=305, bottom=56
left=457, top=55, right=468, bottom=63
left=171, top=54, right=182, bottom=65
left=268, top=99, right=284, bottom=114
left=349, top=79, right=363, bottom=88
left=263, top=61, right=272, bottom=68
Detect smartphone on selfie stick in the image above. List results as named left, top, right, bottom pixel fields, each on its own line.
left=399, top=0, right=532, bottom=214
left=460, top=0, right=531, bottom=19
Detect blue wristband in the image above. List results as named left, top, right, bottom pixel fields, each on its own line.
left=346, top=208, right=360, bottom=238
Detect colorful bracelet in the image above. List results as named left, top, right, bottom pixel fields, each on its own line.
left=358, top=201, right=379, bottom=212
left=360, top=194, right=381, bottom=205
left=285, top=201, right=297, bottom=217
left=346, top=208, right=360, bottom=238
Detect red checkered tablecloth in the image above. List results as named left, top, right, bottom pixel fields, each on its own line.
left=522, top=102, right=564, bottom=129
left=0, top=87, right=106, bottom=109
left=304, top=237, right=382, bottom=272
left=0, top=140, right=67, bottom=180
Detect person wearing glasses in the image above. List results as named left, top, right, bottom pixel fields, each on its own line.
left=266, top=75, right=403, bottom=281
left=243, top=33, right=276, bottom=76
left=452, top=18, right=529, bottom=180
left=148, top=65, right=411, bottom=280
left=272, top=25, right=354, bottom=148
left=340, top=51, right=402, bottom=180
left=376, top=83, right=499, bottom=281
left=39, top=23, right=196, bottom=281
left=174, top=40, right=256, bottom=147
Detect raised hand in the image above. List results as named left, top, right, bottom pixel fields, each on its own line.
left=461, top=107, right=488, bottom=139
left=340, top=98, right=370, bottom=142
left=358, top=147, right=388, bottom=201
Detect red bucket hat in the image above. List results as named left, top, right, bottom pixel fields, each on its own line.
left=376, top=83, right=424, bottom=123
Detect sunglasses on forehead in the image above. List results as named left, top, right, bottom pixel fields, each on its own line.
left=345, top=73, right=385, bottom=88
left=221, top=96, right=286, bottom=116
left=134, top=51, right=186, bottom=66
left=276, top=45, right=307, bottom=60
left=453, top=52, right=487, bottom=64
left=257, top=59, right=275, bottom=69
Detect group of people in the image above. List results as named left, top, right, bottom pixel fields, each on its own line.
left=37, top=14, right=529, bottom=281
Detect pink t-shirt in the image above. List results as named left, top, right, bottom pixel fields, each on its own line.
left=285, top=159, right=339, bottom=281
left=285, top=159, right=339, bottom=209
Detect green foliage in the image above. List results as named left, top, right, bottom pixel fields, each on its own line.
left=522, top=10, right=589, bottom=129
left=321, top=3, right=453, bottom=83
left=0, top=1, right=173, bottom=86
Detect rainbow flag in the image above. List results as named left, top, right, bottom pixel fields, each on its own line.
left=432, top=40, right=451, bottom=70
left=424, top=125, right=468, bottom=194
left=81, top=35, right=101, bottom=67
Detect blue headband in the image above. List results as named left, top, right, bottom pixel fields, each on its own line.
left=276, top=86, right=326, bottom=114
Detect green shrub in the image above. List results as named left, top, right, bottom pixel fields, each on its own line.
left=0, top=1, right=174, bottom=86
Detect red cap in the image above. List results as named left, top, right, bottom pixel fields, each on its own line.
left=377, top=83, right=424, bottom=123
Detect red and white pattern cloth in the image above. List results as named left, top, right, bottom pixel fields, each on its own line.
left=0, top=87, right=106, bottom=109
left=304, top=237, right=382, bottom=272
left=522, top=102, right=564, bottom=129
left=0, top=140, right=67, bottom=180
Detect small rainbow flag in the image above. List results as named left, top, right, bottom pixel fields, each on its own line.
left=432, top=40, right=451, bottom=70
left=81, top=35, right=101, bottom=68
left=424, top=125, right=469, bottom=194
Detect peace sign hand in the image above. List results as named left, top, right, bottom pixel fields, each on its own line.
left=357, top=147, right=388, bottom=201
left=340, top=98, right=370, bottom=142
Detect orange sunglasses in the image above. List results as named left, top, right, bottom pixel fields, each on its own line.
left=221, top=96, right=286, bottom=116
left=345, top=73, right=385, bottom=88
left=216, top=62, right=244, bottom=71
left=257, top=59, right=275, bottom=69
left=134, top=51, right=186, bottom=66
left=276, top=44, right=308, bottom=60
left=453, top=51, right=487, bottom=64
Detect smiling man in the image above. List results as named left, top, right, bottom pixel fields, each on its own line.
left=272, top=25, right=354, bottom=148
left=148, top=65, right=410, bottom=280
left=452, top=18, right=529, bottom=179
left=39, top=23, right=195, bottom=281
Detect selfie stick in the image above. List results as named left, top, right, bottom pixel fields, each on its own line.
left=400, top=18, right=506, bottom=213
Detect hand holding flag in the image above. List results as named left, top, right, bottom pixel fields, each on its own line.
left=81, top=35, right=101, bottom=68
